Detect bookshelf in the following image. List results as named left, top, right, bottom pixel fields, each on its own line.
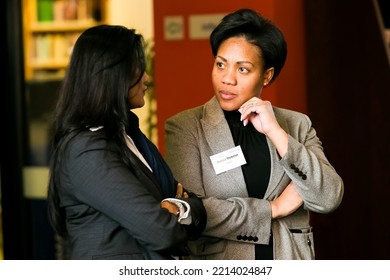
left=23, top=0, right=107, bottom=80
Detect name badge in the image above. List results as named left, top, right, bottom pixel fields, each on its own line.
left=210, top=145, right=247, bottom=175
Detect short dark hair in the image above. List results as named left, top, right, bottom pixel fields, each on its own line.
left=210, top=8, right=287, bottom=82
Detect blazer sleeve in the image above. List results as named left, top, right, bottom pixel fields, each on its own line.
left=179, top=193, right=207, bottom=240
left=276, top=110, right=344, bottom=213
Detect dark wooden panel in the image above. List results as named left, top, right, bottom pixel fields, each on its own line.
left=1, top=0, right=31, bottom=259
left=304, top=0, right=390, bottom=259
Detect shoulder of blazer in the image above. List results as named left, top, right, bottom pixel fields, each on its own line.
left=65, top=130, right=119, bottom=158
left=273, top=106, right=311, bottom=132
left=273, top=106, right=308, bottom=119
left=167, top=96, right=219, bottom=123
left=65, top=129, right=163, bottom=196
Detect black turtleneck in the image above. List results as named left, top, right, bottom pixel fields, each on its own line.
left=224, top=110, right=273, bottom=259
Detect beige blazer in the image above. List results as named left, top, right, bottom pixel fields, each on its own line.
left=165, top=96, right=344, bottom=259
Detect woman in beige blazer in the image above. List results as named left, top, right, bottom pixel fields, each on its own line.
left=165, top=9, right=344, bottom=260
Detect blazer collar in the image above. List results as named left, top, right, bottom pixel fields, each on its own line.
left=201, top=96, right=235, bottom=153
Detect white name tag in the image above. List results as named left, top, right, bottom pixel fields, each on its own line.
left=210, top=145, right=247, bottom=175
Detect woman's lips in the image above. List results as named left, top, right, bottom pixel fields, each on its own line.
left=219, top=90, right=236, bottom=100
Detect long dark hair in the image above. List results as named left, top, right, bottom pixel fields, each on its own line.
left=47, top=25, right=147, bottom=237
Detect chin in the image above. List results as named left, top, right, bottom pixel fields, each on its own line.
left=217, top=96, right=240, bottom=111
left=219, top=101, right=240, bottom=111
left=129, top=102, right=145, bottom=110
left=137, top=99, right=146, bottom=107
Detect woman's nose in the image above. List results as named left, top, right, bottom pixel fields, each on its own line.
left=143, top=72, right=150, bottom=82
left=222, top=69, right=236, bottom=85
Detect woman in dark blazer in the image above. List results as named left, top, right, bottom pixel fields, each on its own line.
left=165, top=9, right=343, bottom=259
left=47, top=25, right=206, bottom=260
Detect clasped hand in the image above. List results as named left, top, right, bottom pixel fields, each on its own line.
left=160, top=183, right=188, bottom=216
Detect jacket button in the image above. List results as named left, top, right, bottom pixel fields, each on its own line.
left=237, top=235, right=242, bottom=240
left=253, top=236, right=258, bottom=242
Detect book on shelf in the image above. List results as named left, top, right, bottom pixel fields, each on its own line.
left=37, top=0, right=98, bottom=23
left=33, top=32, right=80, bottom=65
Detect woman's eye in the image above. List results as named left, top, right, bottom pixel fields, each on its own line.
left=216, top=62, right=224, bottom=68
left=238, top=67, right=249, bottom=73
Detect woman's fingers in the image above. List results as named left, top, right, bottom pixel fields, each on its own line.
left=176, top=183, right=183, bottom=198
left=161, top=201, right=179, bottom=215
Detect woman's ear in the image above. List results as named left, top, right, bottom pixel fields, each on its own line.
left=263, top=67, right=274, bottom=86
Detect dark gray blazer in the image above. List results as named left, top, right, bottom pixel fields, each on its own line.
left=165, top=96, right=344, bottom=259
left=57, top=129, right=206, bottom=259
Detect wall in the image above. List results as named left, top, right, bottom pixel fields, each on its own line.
left=107, top=0, right=153, bottom=39
left=153, top=0, right=306, bottom=154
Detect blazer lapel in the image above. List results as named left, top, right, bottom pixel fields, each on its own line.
left=200, top=97, right=247, bottom=191
left=201, top=97, right=235, bottom=153
left=127, top=149, right=163, bottom=199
